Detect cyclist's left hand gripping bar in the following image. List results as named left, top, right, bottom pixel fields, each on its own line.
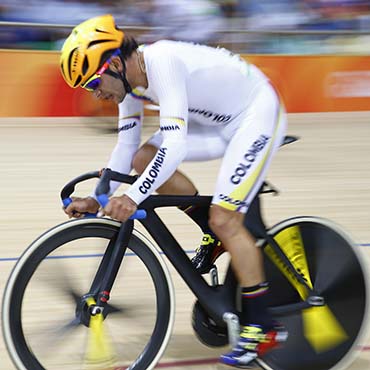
left=96, top=169, right=146, bottom=220
left=61, top=170, right=100, bottom=218
left=62, top=197, right=97, bottom=218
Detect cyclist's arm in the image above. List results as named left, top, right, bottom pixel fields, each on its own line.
left=93, top=94, right=143, bottom=197
left=125, top=51, right=189, bottom=205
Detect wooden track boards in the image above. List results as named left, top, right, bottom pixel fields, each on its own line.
left=0, top=112, right=369, bottom=369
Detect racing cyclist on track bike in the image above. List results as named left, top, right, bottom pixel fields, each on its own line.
left=60, top=14, right=288, bottom=368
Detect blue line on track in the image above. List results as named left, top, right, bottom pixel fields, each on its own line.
left=0, top=250, right=196, bottom=262
left=0, top=244, right=369, bottom=263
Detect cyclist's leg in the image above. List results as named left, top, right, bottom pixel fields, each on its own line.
left=209, top=82, right=287, bottom=367
left=134, top=123, right=227, bottom=194
left=134, top=126, right=228, bottom=270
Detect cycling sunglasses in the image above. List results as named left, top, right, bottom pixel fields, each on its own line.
left=82, top=49, right=121, bottom=92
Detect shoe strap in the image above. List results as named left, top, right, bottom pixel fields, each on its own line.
left=240, top=325, right=264, bottom=340
left=201, top=233, right=222, bottom=247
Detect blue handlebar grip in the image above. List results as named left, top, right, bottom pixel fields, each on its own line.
left=97, top=194, right=110, bottom=208
left=63, top=197, right=97, bottom=218
left=84, top=213, right=97, bottom=218
left=62, top=198, right=72, bottom=208
left=129, top=210, right=147, bottom=219
left=96, top=194, right=146, bottom=219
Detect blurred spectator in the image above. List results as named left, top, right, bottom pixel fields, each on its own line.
left=0, top=0, right=116, bottom=49
left=235, top=0, right=315, bottom=29
left=217, top=0, right=240, bottom=18
left=302, top=0, right=370, bottom=30
left=1, top=0, right=108, bottom=24
left=126, top=0, right=225, bottom=44
left=1, top=0, right=370, bottom=53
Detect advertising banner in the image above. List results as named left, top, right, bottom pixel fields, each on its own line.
left=246, top=54, right=370, bottom=113
left=1, top=49, right=370, bottom=117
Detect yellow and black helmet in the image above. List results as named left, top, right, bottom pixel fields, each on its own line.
left=60, top=14, right=124, bottom=88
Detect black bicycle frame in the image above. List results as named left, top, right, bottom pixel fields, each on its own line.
left=138, top=193, right=316, bottom=326
left=140, top=196, right=238, bottom=327
left=61, top=167, right=317, bottom=328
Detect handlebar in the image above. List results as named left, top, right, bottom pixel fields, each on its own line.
left=61, top=166, right=282, bottom=220
left=60, top=169, right=146, bottom=220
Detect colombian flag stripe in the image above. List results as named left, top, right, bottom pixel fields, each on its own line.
left=242, top=287, right=269, bottom=298
left=161, top=117, right=186, bottom=126
left=119, top=113, right=141, bottom=121
left=130, top=88, right=153, bottom=102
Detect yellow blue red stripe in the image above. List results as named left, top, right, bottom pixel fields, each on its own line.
left=242, top=286, right=269, bottom=298
left=119, top=113, right=141, bottom=121
left=161, top=116, right=186, bottom=126
left=130, top=88, right=153, bottom=102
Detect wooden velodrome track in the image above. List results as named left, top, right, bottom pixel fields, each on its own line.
left=0, top=112, right=369, bottom=370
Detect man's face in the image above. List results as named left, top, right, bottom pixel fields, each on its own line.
left=93, top=70, right=126, bottom=104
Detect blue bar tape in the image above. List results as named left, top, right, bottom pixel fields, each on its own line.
left=97, top=194, right=146, bottom=219
left=97, top=194, right=109, bottom=208
left=131, top=210, right=147, bottom=219
left=62, top=198, right=72, bottom=208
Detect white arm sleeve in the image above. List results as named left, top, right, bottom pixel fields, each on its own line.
left=125, top=51, right=189, bottom=205
left=92, top=94, right=143, bottom=198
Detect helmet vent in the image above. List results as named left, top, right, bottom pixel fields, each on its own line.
left=82, top=55, right=89, bottom=75
left=67, top=47, right=79, bottom=80
left=87, top=39, right=114, bottom=49
left=73, top=75, right=82, bottom=88
left=95, top=28, right=110, bottom=34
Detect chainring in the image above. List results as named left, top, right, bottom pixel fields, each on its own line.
left=191, top=300, right=228, bottom=347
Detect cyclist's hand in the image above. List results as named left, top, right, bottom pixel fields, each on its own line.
left=103, top=194, right=137, bottom=222
left=64, top=197, right=100, bottom=218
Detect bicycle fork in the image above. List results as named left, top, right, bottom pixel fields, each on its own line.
left=88, top=219, right=134, bottom=315
left=75, top=231, right=128, bottom=327
left=76, top=220, right=134, bottom=365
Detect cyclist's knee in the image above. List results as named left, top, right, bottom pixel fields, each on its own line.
left=209, top=205, right=243, bottom=238
left=132, top=144, right=158, bottom=174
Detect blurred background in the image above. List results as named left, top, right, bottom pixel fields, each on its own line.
left=1, top=2, right=370, bottom=370
left=1, top=0, right=370, bottom=54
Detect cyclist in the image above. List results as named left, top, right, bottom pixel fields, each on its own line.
left=60, top=14, right=288, bottom=368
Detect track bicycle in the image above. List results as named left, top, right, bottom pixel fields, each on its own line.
left=2, top=138, right=369, bottom=370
